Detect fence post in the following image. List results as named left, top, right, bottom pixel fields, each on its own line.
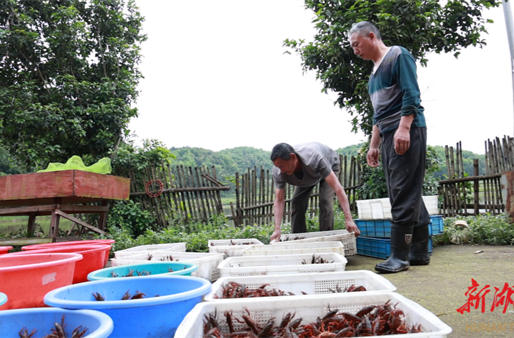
left=501, top=171, right=514, bottom=221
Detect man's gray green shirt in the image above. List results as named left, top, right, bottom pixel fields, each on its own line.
left=369, top=46, right=426, bottom=133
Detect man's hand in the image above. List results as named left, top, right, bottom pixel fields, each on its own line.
left=394, top=127, right=410, bottom=155
left=270, top=229, right=281, bottom=243
left=367, top=147, right=380, bottom=167
left=346, top=220, right=360, bottom=237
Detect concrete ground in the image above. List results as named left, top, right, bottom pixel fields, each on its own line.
left=345, top=244, right=514, bottom=338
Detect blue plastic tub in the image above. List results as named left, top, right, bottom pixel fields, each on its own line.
left=355, top=215, right=444, bottom=237
left=87, top=261, right=197, bottom=281
left=356, top=236, right=433, bottom=259
left=0, top=292, right=6, bottom=307
left=0, top=307, right=113, bottom=338
left=44, top=275, right=211, bottom=338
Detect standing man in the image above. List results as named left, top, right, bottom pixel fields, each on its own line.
left=269, top=142, right=360, bottom=242
left=348, top=21, right=431, bottom=273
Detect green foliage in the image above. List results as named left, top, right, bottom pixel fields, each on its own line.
left=431, top=145, right=486, bottom=179
left=0, top=0, right=147, bottom=170
left=112, top=138, right=176, bottom=173
left=0, top=146, right=22, bottom=175
left=284, top=0, right=500, bottom=136
left=107, top=200, right=156, bottom=238
left=435, top=214, right=514, bottom=246
left=355, top=142, right=441, bottom=199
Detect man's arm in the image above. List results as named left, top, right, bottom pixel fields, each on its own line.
left=270, top=187, right=286, bottom=242
left=324, top=172, right=360, bottom=237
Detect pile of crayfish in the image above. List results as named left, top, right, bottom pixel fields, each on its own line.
left=210, top=240, right=255, bottom=246
left=214, top=282, right=367, bottom=299
left=279, top=236, right=306, bottom=242
left=92, top=290, right=147, bottom=301
left=19, top=314, right=88, bottom=338
left=302, top=254, right=334, bottom=264
left=214, top=282, right=302, bottom=299
left=203, top=301, right=422, bottom=337
left=110, top=269, right=152, bottom=277
left=145, top=254, right=179, bottom=261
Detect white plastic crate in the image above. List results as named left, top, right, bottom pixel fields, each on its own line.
left=113, top=242, right=186, bottom=259
left=277, top=229, right=357, bottom=256
left=218, top=252, right=347, bottom=277
left=204, top=270, right=396, bottom=301
left=208, top=238, right=264, bottom=258
left=243, top=241, right=345, bottom=256
left=110, top=251, right=224, bottom=281
left=357, top=196, right=439, bottom=220
left=175, top=291, right=452, bottom=338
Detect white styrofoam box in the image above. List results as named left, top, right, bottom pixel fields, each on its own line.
left=175, top=291, right=452, bottom=338
left=242, top=241, right=345, bottom=256
left=208, top=238, right=264, bottom=258
left=357, top=195, right=439, bottom=220
left=218, top=252, right=347, bottom=277
left=113, top=243, right=186, bottom=259
left=277, top=229, right=357, bottom=256
left=110, top=251, right=224, bottom=281
left=204, top=270, right=396, bottom=301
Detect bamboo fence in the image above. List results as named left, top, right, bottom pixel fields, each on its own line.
left=122, top=164, right=229, bottom=228
left=437, top=136, right=514, bottom=217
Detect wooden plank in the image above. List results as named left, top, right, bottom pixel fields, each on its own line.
left=0, top=170, right=130, bottom=202
left=54, top=210, right=107, bottom=236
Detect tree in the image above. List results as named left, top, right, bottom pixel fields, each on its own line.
left=284, top=0, right=501, bottom=136
left=0, top=0, right=146, bottom=170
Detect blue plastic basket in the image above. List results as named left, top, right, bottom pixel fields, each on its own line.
left=356, top=215, right=444, bottom=237
left=45, top=275, right=211, bottom=338
left=0, top=292, right=6, bottom=307
left=356, top=236, right=433, bottom=259
left=87, top=261, right=197, bottom=281
left=0, top=308, right=113, bottom=338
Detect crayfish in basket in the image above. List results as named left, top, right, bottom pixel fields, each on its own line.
left=302, top=254, right=334, bottom=264
left=328, top=284, right=367, bottom=293
left=280, top=235, right=306, bottom=242
left=19, top=314, right=88, bottom=338
left=202, top=300, right=423, bottom=337
left=213, top=281, right=304, bottom=299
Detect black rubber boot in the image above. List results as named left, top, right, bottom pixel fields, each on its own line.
left=375, top=225, right=413, bottom=273
left=409, top=224, right=430, bottom=265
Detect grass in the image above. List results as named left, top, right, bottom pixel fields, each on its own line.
left=0, top=215, right=75, bottom=238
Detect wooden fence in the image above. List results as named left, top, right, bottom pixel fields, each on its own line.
left=437, top=136, right=514, bottom=217
left=120, top=164, right=229, bottom=228
left=230, top=155, right=362, bottom=226
left=118, top=136, right=514, bottom=227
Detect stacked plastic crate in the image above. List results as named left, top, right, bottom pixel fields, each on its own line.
left=355, top=196, right=444, bottom=259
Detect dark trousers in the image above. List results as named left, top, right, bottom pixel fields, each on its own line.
left=291, top=166, right=340, bottom=233
left=381, top=127, right=430, bottom=228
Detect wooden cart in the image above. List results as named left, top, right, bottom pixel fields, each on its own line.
left=0, top=170, right=130, bottom=245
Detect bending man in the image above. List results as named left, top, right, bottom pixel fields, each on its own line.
left=269, top=142, right=360, bottom=242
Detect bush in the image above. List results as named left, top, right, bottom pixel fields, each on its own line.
left=434, top=214, right=514, bottom=246
left=107, top=200, right=156, bottom=238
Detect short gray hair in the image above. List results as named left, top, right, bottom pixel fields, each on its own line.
left=348, top=21, right=382, bottom=40
left=270, top=143, right=295, bottom=161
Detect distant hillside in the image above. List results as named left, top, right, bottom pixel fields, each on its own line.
left=169, top=144, right=485, bottom=182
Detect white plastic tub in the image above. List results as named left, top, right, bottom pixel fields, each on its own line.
left=243, top=241, right=345, bottom=256
left=204, top=270, right=396, bottom=301
left=218, top=252, right=347, bottom=277
left=357, top=196, right=439, bottom=220
left=113, top=243, right=186, bottom=259
left=110, top=251, right=224, bottom=281
left=175, top=291, right=452, bottom=338
left=208, top=238, right=263, bottom=258
left=277, top=229, right=356, bottom=256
